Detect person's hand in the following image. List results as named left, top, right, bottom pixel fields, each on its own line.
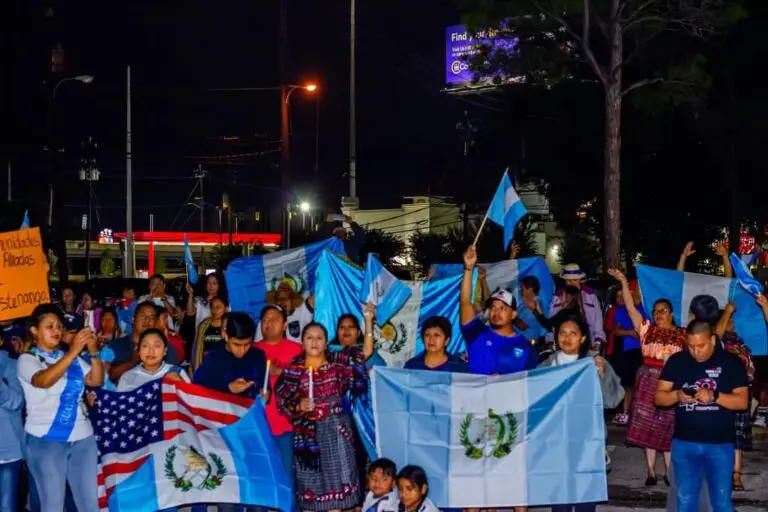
left=426, top=267, right=436, bottom=280
left=607, top=268, right=628, bottom=284
left=695, top=387, right=716, bottom=404
left=509, top=241, right=520, bottom=260
left=714, top=243, right=727, bottom=257
left=86, top=391, right=97, bottom=408
left=724, top=303, right=736, bottom=315
left=343, top=215, right=353, bottom=224
left=83, top=329, right=100, bottom=354
left=677, top=389, right=697, bottom=404
left=682, top=241, right=696, bottom=258
left=269, top=364, right=283, bottom=377
left=463, top=245, right=477, bottom=270
left=69, top=329, right=92, bottom=355
left=363, top=302, right=375, bottom=322
left=299, top=398, right=314, bottom=413
left=593, top=356, right=606, bottom=378
left=228, top=378, right=254, bottom=394
left=756, top=293, right=768, bottom=310
left=165, top=372, right=182, bottom=382
left=477, top=266, right=487, bottom=278
left=185, top=282, right=194, bottom=296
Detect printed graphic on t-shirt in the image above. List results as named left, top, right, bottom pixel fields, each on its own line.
left=679, top=366, right=722, bottom=412
left=288, top=321, right=301, bottom=339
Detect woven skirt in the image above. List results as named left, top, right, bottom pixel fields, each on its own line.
left=295, top=412, right=361, bottom=511
left=626, top=365, right=675, bottom=452
left=735, top=412, right=753, bottom=451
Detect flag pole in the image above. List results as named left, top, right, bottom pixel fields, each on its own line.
left=472, top=208, right=491, bottom=247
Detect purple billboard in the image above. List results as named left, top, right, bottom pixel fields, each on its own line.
left=445, top=24, right=519, bottom=86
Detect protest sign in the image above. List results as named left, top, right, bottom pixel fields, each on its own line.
left=0, top=227, right=50, bottom=321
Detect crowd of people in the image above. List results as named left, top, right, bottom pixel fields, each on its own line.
left=0, top=236, right=765, bottom=512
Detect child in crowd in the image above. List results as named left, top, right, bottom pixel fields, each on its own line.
left=363, top=458, right=399, bottom=512
left=117, top=329, right=189, bottom=391
left=396, top=465, right=439, bottom=512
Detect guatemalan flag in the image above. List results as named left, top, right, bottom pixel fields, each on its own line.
left=729, top=252, right=763, bottom=298
left=371, top=360, right=607, bottom=508
left=637, top=264, right=768, bottom=356
left=430, top=257, right=555, bottom=316
left=486, top=169, right=527, bottom=249
left=226, top=237, right=344, bottom=322
left=360, top=253, right=412, bottom=325
left=315, top=251, right=466, bottom=368
left=93, top=378, right=292, bottom=512
left=183, top=234, right=199, bottom=285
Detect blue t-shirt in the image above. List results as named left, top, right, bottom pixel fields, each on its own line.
left=404, top=353, right=467, bottom=373
left=613, top=304, right=646, bottom=351
left=461, top=318, right=538, bottom=375
left=660, top=346, right=748, bottom=444
left=514, top=305, right=546, bottom=341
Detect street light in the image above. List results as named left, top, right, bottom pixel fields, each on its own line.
left=299, top=201, right=311, bottom=230
left=299, top=201, right=311, bottom=212
left=52, top=74, right=94, bottom=98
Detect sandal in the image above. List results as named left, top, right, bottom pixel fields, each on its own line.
left=733, top=471, right=745, bottom=491
left=645, top=475, right=658, bottom=486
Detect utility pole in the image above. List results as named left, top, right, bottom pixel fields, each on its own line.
left=457, top=110, right=476, bottom=242
left=348, top=0, right=357, bottom=203
left=80, top=136, right=100, bottom=279
left=125, top=65, right=134, bottom=278
left=194, top=165, right=206, bottom=268
left=279, top=0, right=290, bottom=242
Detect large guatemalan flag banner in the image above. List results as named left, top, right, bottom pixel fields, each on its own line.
left=431, top=257, right=556, bottom=314
left=371, top=360, right=607, bottom=508
left=93, top=379, right=292, bottom=512
left=315, top=251, right=465, bottom=367
left=637, top=264, right=768, bottom=356
left=226, top=237, right=344, bottom=321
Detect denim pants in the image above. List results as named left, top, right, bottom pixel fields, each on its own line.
left=671, top=439, right=734, bottom=512
left=0, top=460, right=21, bottom=512
left=25, top=434, right=99, bottom=512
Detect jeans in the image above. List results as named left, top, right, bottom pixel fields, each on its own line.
left=671, top=439, right=734, bottom=512
left=551, top=505, right=597, bottom=512
left=25, top=434, right=99, bottom=512
left=0, top=460, right=21, bottom=512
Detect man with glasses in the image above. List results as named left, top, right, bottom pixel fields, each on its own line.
left=108, top=302, right=179, bottom=383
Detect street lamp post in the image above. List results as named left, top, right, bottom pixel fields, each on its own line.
left=48, top=74, right=94, bottom=284
left=300, top=201, right=310, bottom=230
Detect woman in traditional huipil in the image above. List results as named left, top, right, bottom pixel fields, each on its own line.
left=609, top=269, right=685, bottom=487
left=275, top=322, right=368, bottom=511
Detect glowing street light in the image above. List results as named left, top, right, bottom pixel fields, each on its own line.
left=299, top=201, right=311, bottom=212
left=305, top=84, right=317, bottom=92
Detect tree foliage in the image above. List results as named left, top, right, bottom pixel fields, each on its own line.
left=360, top=228, right=408, bottom=268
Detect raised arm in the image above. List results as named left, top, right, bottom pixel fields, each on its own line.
left=362, top=302, right=375, bottom=360
left=185, top=282, right=196, bottom=316
left=607, top=269, right=644, bottom=333
left=460, top=245, right=478, bottom=325
left=715, top=303, right=735, bottom=338
left=714, top=243, right=733, bottom=278
left=676, top=241, right=695, bottom=271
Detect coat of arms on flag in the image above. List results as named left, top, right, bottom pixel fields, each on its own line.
left=459, top=409, right=519, bottom=460
left=93, top=379, right=292, bottom=512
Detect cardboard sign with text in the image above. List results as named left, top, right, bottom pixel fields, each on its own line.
left=0, top=227, right=50, bottom=321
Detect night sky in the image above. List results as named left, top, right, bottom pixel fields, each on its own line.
left=6, top=0, right=480, bottom=235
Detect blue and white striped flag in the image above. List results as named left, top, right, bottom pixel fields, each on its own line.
left=637, top=264, right=767, bottom=356
left=486, top=170, right=527, bottom=249
left=729, top=252, right=763, bottom=298
left=183, top=234, right=199, bottom=284
left=360, top=253, right=412, bottom=325
left=226, top=238, right=344, bottom=322
left=20, top=210, right=30, bottom=229
left=740, top=250, right=759, bottom=267
left=315, top=251, right=466, bottom=367
left=371, top=360, right=607, bottom=508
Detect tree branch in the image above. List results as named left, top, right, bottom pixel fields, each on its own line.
left=621, top=77, right=662, bottom=97
left=621, top=0, right=657, bottom=26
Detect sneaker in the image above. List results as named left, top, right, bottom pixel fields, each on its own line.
left=754, top=415, right=767, bottom=428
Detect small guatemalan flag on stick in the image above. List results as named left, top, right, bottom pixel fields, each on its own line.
left=481, top=169, right=528, bottom=249
left=20, top=210, right=30, bottom=229
left=360, top=253, right=412, bottom=325
left=183, top=234, right=198, bottom=284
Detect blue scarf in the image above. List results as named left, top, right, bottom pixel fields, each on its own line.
left=31, top=347, right=86, bottom=442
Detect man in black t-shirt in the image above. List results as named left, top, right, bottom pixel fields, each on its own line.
left=656, top=320, right=749, bottom=512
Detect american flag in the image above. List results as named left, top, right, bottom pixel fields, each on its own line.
left=93, top=378, right=253, bottom=511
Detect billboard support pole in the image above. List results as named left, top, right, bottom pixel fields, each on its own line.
left=348, top=0, right=357, bottom=201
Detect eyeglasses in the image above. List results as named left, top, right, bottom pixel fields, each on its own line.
left=653, top=308, right=671, bottom=315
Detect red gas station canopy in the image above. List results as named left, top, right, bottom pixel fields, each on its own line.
left=113, top=231, right=281, bottom=245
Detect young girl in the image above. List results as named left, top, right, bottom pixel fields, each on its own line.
left=396, top=465, right=439, bottom=512
left=538, top=315, right=623, bottom=512
left=117, top=329, right=189, bottom=392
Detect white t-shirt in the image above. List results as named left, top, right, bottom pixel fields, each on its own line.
left=17, top=350, right=93, bottom=442
left=362, top=490, right=399, bottom=512
left=117, top=362, right=190, bottom=392
left=255, top=302, right=313, bottom=343
left=416, top=498, right=440, bottom=512
left=555, top=352, right=580, bottom=366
